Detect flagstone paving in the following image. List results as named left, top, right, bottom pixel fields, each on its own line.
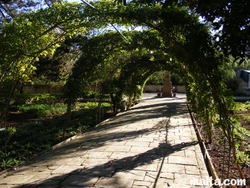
left=0, top=93, right=210, bottom=188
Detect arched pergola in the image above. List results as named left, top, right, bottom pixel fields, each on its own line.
left=63, top=1, right=242, bottom=178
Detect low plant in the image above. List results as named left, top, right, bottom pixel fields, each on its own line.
left=0, top=158, right=19, bottom=169
left=235, top=101, right=250, bottom=112
left=18, top=103, right=67, bottom=118
left=244, top=116, right=250, bottom=123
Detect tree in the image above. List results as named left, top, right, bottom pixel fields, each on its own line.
left=185, top=0, right=250, bottom=61
left=0, top=2, right=95, bottom=122
left=0, top=0, right=63, bottom=28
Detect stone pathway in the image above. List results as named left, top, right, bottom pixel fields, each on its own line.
left=0, top=94, right=210, bottom=188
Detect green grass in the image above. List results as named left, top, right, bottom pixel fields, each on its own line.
left=18, top=103, right=67, bottom=118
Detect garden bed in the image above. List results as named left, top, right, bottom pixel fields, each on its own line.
left=206, top=127, right=250, bottom=187
left=194, top=103, right=250, bottom=187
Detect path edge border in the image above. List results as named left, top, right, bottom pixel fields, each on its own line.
left=187, top=103, right=221, bottom=188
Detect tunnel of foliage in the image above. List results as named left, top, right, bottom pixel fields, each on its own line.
left=0, top=0, right=250, bottom=181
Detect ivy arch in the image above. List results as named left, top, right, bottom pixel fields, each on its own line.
left=63, top=1, right=243, bottom=178
left=64, top=2, right=232, bottom=120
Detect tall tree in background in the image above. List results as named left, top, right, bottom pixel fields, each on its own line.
left=185, top=0, right=250, bottom=61
left=0, top=0, right=62, bottom=28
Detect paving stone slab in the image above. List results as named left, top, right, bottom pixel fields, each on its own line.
left=130, top=146, right=155, bottom=154
left=133, top=180, right=154, bottom=187
left=105, top=146, right=132, bottom=152
left=0, top=174, right=34, bottom=184
left=54, top=157, right=84, bottom=166
left=113, top=170, right=146, bottom=181
left=134, top=161, right=160, bottom=172
left=106, top=141, right=127, bottom=146
left=61, top=175, right=99, bottom=187
left=185, top=165, right=203, bottom=175
left=94, top=177, right=134, bottom=188
left=51, top=165, right=83, bottom=174
left=171, top=150, right=186, bottom=156
left=82, top=151, right=113, bottom=159
left=160, top=163, right=185, bottom=173
left=13, top=166, right=48, bottom=175
left=84, top=146, right=109, bottom=152
left=132, top=137, right=155, bottom=142
left=109, top=152, right=138, bottom=159
left=80, top=165, right=116, bottom=177
left=125, top=141, right=150, bottom=147
left=81, top=158, right=110, bottom=167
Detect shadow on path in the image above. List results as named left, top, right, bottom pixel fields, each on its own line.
left=23, top=140, right=198, bottom=188
left=22, top=100, right=189, bottom=164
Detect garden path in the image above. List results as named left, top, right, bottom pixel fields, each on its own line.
left=0, top=93, right=210, bottom=188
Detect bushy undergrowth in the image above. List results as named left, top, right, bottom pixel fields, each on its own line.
left=0, top=101, right=112, bottom=171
